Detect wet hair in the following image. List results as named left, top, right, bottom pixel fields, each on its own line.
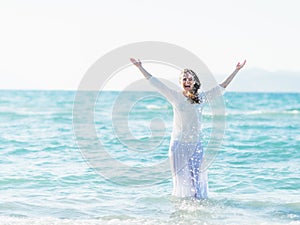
left=180, top=69, right=202, bottom=104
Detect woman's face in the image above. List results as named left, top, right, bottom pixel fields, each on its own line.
left=181, top=73, right=195, bottom=92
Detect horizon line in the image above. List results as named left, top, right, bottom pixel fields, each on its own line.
left=0, top=88, right=299, bottom=94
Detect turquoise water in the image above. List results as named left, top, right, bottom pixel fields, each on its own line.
left=0, top=90, right=299, bottom=225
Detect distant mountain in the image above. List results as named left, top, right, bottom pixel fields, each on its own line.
left=216, top=68, right=300, bottom=93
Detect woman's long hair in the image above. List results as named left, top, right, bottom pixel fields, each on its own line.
left=180, top=69, right=201, bottom=104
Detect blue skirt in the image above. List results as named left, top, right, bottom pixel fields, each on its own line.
left=169, top=141, right=208, bottom=199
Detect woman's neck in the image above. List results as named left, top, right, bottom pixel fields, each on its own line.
left=182, top=90, right=189, bottom=97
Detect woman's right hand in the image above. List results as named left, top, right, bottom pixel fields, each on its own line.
left=130, top=58, right=142, bottom=68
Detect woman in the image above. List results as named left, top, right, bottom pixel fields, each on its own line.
left=130, top=58, right=246, bottom=199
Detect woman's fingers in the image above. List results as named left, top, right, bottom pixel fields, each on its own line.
left=130, top=58, right=142, bottom=67
left=236, top=59, right=246, bottom=70
left=242, top=59, right=246, bottom=66
left=130, top=58, right=137, bottom=64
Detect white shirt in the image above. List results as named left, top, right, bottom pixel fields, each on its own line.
left=148, top=76, right=225, bottom=143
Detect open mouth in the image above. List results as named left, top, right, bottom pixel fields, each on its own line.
left=184, top=85, right=191, bottom=88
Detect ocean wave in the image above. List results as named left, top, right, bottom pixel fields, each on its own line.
left=224, top=109, right=300, bottom=116
left=145, top=105, right=170, bottom=110
left=0, top=110, right=65, bottom=118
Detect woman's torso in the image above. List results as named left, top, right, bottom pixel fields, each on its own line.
left=170, top=91, right=204, bottom=143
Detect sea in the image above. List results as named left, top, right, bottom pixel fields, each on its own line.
left=0, top=89, right=299, bottom=225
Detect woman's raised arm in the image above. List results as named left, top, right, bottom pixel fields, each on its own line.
left=129, top=58, right=178, bottom=103
left=130, top=58, right=153, bottom=80
left=220, top=60, right=246, bottom=88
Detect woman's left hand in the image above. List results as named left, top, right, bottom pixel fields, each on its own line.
left=236, top=60, right=246, bottom=70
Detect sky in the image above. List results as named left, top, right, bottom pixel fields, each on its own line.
left=0, top=0, right=300, bottom=92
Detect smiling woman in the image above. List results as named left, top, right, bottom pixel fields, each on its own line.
left=130, top=58, right=246, bottom=199
left=180, top=69, right=201, bottom=104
